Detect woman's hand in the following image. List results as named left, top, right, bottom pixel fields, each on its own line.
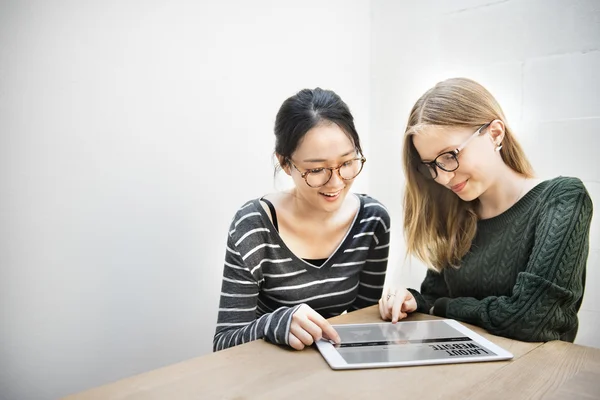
left=379, top=287, right=417, bottom=323
left=288, top=304, right=341, bottom=350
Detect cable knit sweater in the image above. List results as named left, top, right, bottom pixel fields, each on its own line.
left=409, top=177, right=593, bottom=342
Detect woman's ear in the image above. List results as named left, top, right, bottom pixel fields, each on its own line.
left=276, top=154, right=292, bottom=176
left=487, top=119, right=505, bottom=148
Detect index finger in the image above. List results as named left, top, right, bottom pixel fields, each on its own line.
left=391, top=294, right=403, bottom=324
left=308, top=311, right=341, bottom=343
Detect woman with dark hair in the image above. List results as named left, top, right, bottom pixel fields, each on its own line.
left=214, top=88, right=390, bottom=351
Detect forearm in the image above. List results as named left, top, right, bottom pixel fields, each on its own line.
left=434, top=273, right=582, bottom=342
left=409, top=268, right=449, bottom=314
left=408, top=289, right=436, bottom=314
left=214, top=305, right=301, bottom=351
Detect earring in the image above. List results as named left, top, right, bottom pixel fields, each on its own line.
left=495, top=144, right=503, bottom=152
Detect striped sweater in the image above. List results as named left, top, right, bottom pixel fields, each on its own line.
left=213, top=194, right=390, bottom=351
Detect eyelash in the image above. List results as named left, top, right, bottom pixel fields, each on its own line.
left=309, top=159, right=354, bottom=173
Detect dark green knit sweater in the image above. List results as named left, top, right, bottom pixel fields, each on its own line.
left=409, top=177, right=593, bottom=342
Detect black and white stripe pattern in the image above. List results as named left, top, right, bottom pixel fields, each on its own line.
left=213, top=194, right=390, bottom=351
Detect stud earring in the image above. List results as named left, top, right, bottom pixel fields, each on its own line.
left=495, top=144, right=503, bottom=152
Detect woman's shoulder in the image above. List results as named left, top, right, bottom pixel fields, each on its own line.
left=232, top=198, right=263, bottom=216
left=227, top=197, right=268, bottom=232
left=534, top=177, right=593, bottom=217
left=355, top=193, right=390, bottom=218
left=538, top=176, right=589, bottom=198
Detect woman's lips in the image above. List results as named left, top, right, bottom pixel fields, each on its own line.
left=451, top=181, right=467, bottom=193
left=319, top=188, right=343, bottom=202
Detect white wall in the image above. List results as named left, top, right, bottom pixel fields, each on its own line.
left=0, top=1, right=371, bottom=399
left=3, top=1, right=600, bottom=399
left=370, top=0, right=600, bottom=346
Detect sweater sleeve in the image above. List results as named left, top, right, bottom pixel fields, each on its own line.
left=408, top=268, right=450, bottom=314
left=350, top=210, right=390, bottom=311
left=433, top=184, right=593, bottom=342
left=213, top=221, right=300, bottom=351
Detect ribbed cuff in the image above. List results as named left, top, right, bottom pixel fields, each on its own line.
left=408, top=288, right=431, bottom=314
left=433, top=297, right=450, bottom=317
left=264, top=306, right=296, bottom=345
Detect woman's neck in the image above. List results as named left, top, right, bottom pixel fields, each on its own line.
left=477, top=168, right=529, bottom=220
left=287, top=189, right=354, bottom=225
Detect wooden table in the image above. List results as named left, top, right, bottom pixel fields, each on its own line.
left=64, top=306, right=600, bottom=400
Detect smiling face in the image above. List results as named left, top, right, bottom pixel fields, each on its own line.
left=411, top=122, right=505, bottom=201
left=283, top=122, right=360, bottom=212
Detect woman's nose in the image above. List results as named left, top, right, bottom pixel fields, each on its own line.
left=326, top=168, right=345, bottom=187
left=435, top=168, right=455, bottom=186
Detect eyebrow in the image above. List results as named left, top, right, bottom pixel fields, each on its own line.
left=421, top=146, right=457, bottom=163
left=302, top=149, right=356, bottom=163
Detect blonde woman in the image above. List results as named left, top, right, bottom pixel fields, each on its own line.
left=379, top=78, right=593, bottom=342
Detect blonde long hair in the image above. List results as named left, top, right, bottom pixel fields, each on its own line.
left=403, top=78, right=534, bottom=271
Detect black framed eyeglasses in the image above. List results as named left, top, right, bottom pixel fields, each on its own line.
left=289, top=156, right=366, bottom=188
left=417, top=121, right=493, bottom=180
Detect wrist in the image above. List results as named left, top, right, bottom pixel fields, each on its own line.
left=432, top=297, right=450, bottom=317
